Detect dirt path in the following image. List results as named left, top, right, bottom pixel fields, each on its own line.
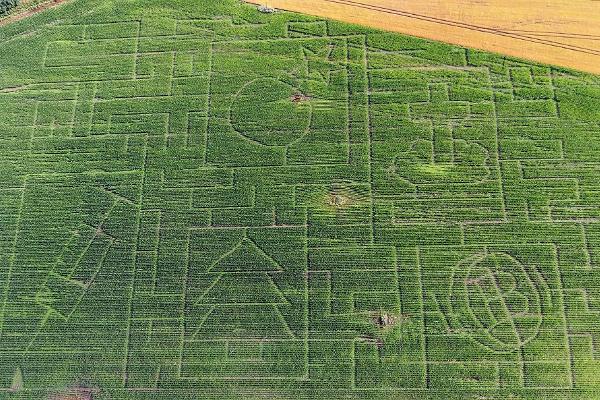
left=0, top=0, right=69, bottom=27
left=246, top=0, right=600, bottom=74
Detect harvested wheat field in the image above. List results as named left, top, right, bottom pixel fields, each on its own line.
left=0, top=0, right=600, bottom=399
left=247, top=0, right=600, bottom=74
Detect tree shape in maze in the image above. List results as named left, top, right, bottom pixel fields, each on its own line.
left=449, top=252, right=543, bottom=353
left=198, top=238, right=289, bottom=336
left=182, top=227, right=307, bottom=379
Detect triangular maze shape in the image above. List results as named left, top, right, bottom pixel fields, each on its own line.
left=209, top=238, right=283, bottom=273
left=10, top=367, right=23, bottom=392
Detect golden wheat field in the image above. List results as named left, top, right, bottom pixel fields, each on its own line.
left=247, top=0, right=600, bottom=74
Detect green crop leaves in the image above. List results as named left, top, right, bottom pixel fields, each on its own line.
left=0, top=0, right=599, bottom=398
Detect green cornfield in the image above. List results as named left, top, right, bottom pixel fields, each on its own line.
left=0, top=0, right=599, bottom=398
left=0, top=0, right=19, bottom=16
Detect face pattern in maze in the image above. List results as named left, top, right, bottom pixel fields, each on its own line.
left=0, top=0, right=599, bottom=397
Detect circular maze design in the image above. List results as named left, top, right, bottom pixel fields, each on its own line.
left=230, top=78, right=311, bottom=146
left=449, top=252, right=545, bottom=353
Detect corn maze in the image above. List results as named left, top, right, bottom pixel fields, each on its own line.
left=1, top=0, right=600, bottom=398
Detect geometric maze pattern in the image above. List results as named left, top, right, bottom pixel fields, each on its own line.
left=0, top=0, right=599, bottom=397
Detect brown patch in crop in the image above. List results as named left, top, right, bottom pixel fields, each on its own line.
left=324, top=185, right=370, bottom=211
left=373, top=313, right=399, bottom=329
left=358, top=335, right=384, bottom=350
left=290, top=93, right=311, bottom=103
left=327, top=192, right=351, bottom=208
left=0, top=85, right=26, bottom=93
left=372, top=312, right=402, bottom=329
left=0, top=0, right=69, bottom=27
left=48, top=385, right=98, bottom=400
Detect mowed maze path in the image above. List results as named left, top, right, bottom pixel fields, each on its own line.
left=1, top=0, right=600, bottom=397
left=246, top=0, right=600, bottom=74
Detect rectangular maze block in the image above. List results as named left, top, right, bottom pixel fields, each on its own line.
left=419, top=244, right=571, bottom=389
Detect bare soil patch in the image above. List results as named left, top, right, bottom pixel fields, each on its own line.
left=246, top=0, right=600, bottom=74
left=0, top=0, right=69, bottom=27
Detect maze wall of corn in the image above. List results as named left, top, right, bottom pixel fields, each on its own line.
left=1, top=0, right=600, bottom=398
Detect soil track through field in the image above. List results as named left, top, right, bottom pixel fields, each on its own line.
left=0, top=0, right=69, bottom=27
left=246, top=0, right=600, bottom=74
